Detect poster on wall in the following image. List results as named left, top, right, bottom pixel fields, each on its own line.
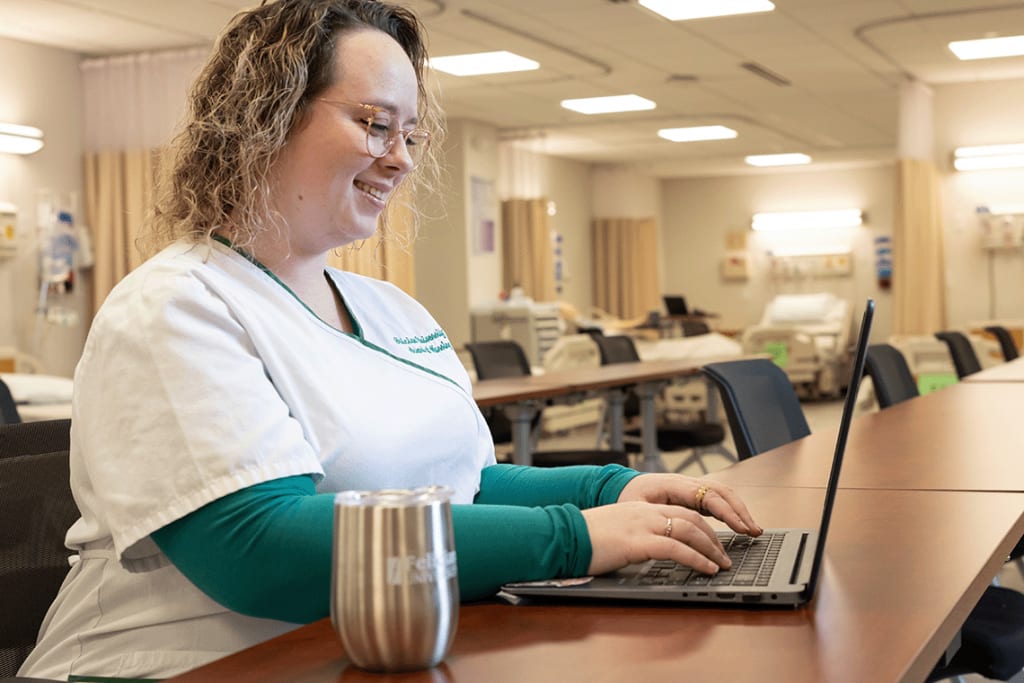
left=470, top=176, right=495, bottom=255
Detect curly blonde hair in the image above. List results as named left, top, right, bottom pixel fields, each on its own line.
left=143, top=0, right=444, bottom=256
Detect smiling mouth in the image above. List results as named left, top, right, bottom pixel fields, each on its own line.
left=354, top=180, right=387, bottom=202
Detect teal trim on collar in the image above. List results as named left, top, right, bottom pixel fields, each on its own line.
left=211, top=234, right=362, bottom=338
left=212, top=235, right=458, bottom=389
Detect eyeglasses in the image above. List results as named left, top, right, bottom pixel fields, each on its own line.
left=318, top=99, right=430, bottom=165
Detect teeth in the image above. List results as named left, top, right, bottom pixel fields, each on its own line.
left=355, top=180, right=386, bottom=201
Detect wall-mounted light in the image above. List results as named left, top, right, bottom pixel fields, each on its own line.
left=953, top=144, right=1024, bottom=171
left=769, top=245, right=852, bottom=257
left=0, top=123, right=44, bottom=155
left=751, top=209, right=863, bottom=231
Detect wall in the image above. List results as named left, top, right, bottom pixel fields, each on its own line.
left=0, top=36, right=86, bottom=378
left=660, top=165, right=894, bottom=343
left=934, top=78, right=1024, bottom=327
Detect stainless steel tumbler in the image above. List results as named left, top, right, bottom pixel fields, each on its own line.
left=331, top=486, right=459, bottom=672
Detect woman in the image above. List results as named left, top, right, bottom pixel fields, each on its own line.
left=21, top=0, right=760, bottom=679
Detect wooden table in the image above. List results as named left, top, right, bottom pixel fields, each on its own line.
left=169, top=486, right=1024, bottom=683
left=707, top=381, right=1024, bottom=491
left=473, top=358, right=727, bottom=471
left=963, top=357, right=1024, bottom=383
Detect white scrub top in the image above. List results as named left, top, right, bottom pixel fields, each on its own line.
left=20, top=239, right=495, bottom=680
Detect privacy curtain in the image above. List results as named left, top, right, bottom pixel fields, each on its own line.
left=327, top=193, right=417, bottom=296
left=84, top=149, right=157, bottom=313
left=892, top=159, right=946, bottom=335
left=81, top=48, right=208, bottom=312
left=501, top=198, right=555, bottom=301
left=592, top=217, right=660, bottom=319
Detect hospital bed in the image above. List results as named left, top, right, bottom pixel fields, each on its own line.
left=741, top=293, right=853, bottom=398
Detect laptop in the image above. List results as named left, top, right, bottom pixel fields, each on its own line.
left=663, top=295, right=689, bottom=316
left=502, top=298, right=875, bottom=608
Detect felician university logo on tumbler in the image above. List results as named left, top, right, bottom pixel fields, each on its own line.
left=332, top=486, right=459, bottom=673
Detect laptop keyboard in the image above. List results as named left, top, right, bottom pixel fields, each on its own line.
left=634, top=532, right=785, bottom=587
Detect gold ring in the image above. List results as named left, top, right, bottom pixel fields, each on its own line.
left=694, top=485, right=710, bottom=513
left=663, top=517, right=673, bottom=537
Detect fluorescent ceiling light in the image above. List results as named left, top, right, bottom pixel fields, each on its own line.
left=0, top=123, right=44, bottom=155
left=560, top=94, right=656, bottom=115
left=429, top=51, right=539, bottom=76
left=949, top=35, right=1024, bottom=61
left=640, top=0, right=775, bottom=21
left=954, top=144, right=1024, bottom=170
left=752, top=209, right=863, bottom=231
left=745, top=153, right=811, bottom=167
left=985, top=204, right=1024, bottom=215
left=658, top=125, right=737, bottom=142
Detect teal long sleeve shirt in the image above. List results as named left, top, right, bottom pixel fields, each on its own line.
left=151, top=463, right=641, bottom=624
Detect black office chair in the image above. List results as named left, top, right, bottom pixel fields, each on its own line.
left=0, top=377, right=22, bottom=425
left=680, top=320, right=711, bottom=337
left=589, top=334, right=729, bottom=473
left=985, top=325, right=1020, bottom=362
left=701, top=359, right=810, bottom=461
left=934, top=331, right=983, bottom=379
left=864, top=344, right=919, bottom=408
left=465, top=341, right=628, bottom=468
left=0, top=419, right=76, bottom=677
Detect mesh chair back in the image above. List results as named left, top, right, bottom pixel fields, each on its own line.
left=702, top=359, right=810, bottom=461
left=0, top=419, right=76, bottom=676
left=0, top=378, right=21, bottom=425
left=934, top=331, right=983, bottom=378
left=465, top=341, right=532, bottom=380
left=864, top=344, right=919, bottom=409
left=681, top=320, right=711, bottom=337
left=984, top=325, right=1020, bottom=362
left=590, top=334, right=640, bottom=365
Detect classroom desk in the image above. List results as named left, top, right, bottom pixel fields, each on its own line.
left=706, top=381, right=1024, bottom=491
left=169, top=485, right=1024, bottom=683
left=473, top=358, right=727, bottom=471
left=963, top=357, right=1024, bottom=383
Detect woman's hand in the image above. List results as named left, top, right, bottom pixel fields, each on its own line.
left=617, top=474, right=762, bottom=537
left=581, top=502, right=731, bottom=576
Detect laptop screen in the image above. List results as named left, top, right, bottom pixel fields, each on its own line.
left=802, top=298, right=874, bottom=599
left=663, top=295, right=689, bottom=316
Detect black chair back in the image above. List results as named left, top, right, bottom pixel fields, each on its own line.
left=864, top=344, right=919, bottom=409
left=465, top=340, right=532, bottom=380
left=934, top=331, right=983, bottom=378
left=0, top=419, right=76, bottom=676
left=0, top=378, right=21, bottom=425
left=984, top=325, right=1020, bottom=361
left=702, top=359, right=810, bottom=461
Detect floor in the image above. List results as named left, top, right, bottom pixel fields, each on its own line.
left=521, top=397, right=1024, bottom=682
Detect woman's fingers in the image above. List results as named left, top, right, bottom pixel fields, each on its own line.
left=697, top=484, right=763, bottom=536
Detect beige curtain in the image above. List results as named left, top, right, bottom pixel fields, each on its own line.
left=501, top=198, right=555, bottom=301
left=84, top=148, right=158, bottom=313
left=892, top=159, right=946, bottom=335
left=327, top=195, right=417, bottom=296
left=592, top=217, right=660, bottom=319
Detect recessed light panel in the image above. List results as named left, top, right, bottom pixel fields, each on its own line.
left=949, top=35, right=1024, bottom=61
left=429, top=51, right=539, bottom=76
left=657, top=125, right=737, bottom=142
left=560, top=94, right=656, bottom=115
left=639, top=0, right=775, bottom=21
left=745, top=153, right=811, bottom=167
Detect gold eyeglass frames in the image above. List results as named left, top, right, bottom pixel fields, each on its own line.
left=318, top=99, right=430, bottom=165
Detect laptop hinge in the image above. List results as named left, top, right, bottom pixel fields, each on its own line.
left=789, top=532, right=810, bottom=585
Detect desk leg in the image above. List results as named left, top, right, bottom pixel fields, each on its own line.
left=605, top=390, right=626, bottom=452
left=502, top=402, right=539, bottom=467
left=636, top=381, right=667, bottom=473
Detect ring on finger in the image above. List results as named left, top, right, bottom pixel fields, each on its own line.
left=694, top=485, right=710, bottom=513
left=663, top=517, right=673, bottom=537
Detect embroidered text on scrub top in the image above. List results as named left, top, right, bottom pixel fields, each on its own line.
left=393, top=328, right=453, bottom=354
